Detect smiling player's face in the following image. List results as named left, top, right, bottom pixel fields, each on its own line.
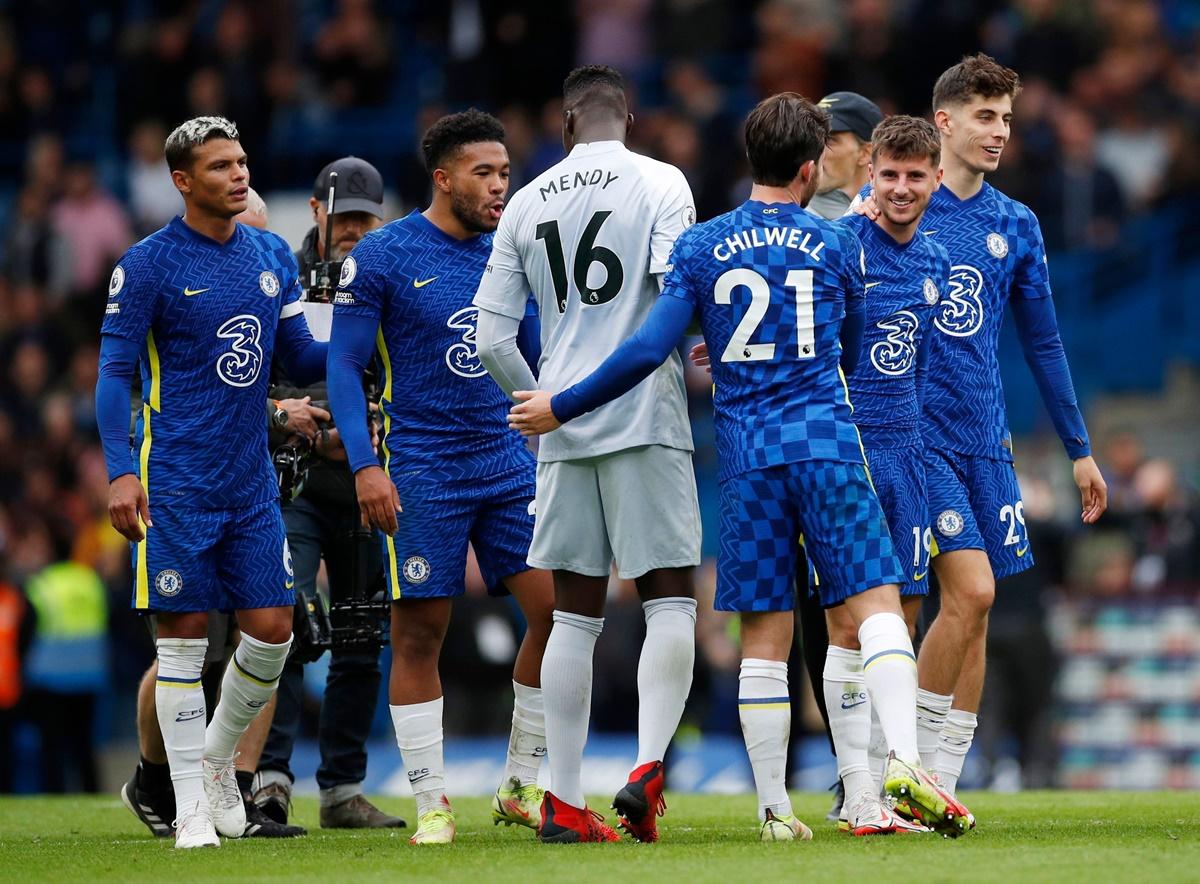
left=176, top=138, right=249, bottom=219
left=871, top=153, right=942, bottom=229
left=942, top=93, right=1012, bottom=176
left=444, top=141, right=510, bottom=234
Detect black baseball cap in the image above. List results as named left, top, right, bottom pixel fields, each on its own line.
left=818, top=92, right=884, bottom=142
left=313, top=157, right=385, bottom=218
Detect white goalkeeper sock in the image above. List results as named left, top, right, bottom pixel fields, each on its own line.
left=540, top=610, right=603, bottom=808
left=635, top=597, right=696, bottom=766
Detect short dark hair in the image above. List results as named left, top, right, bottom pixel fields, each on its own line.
left=420, top=109, right=506, bottom=175
left=563, top=64, right=626, bottom=108
left=744, top=93, right=830, bottom=187
left=932, top=53, right=1021, bottom=111
left=164, top=116, right=240, bottom=172
left=871, top=115, right=941, bottom=166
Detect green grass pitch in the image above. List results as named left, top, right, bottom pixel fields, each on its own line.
left=1, top=791, right=1198, bottom=882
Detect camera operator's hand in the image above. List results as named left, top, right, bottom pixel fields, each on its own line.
left=355, top=465, right=401, bottom=535
left=368, top=402, right=381, bottom=453
left=315, top=427, right=347, bottom=461
left=279, top=396, right=331, bottom=441
left=109, top=473, right=151, bottom=542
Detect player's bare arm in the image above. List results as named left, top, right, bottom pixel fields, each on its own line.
left=354, top=464, right=401, bottom=534
left=1073, top=455, right=1108, bottom=524
left=508, top=390, right=560, bottom=436
left=108, top=473, right=152, bottom=542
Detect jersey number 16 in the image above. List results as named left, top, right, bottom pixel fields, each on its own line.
left=715, top=268, right=815, bottom=363
left=535, top=211, right=624, bottom=312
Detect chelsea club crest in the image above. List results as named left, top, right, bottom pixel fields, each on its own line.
left=986, top=233, right=1008, bottom=258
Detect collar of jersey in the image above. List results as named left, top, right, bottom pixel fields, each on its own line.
left=406, top=209, right=485, bottom=247
left=568, top=140, right=626, bottom=157
left=170, top=215, right=244, bottom=248
left=861, top=213, right=918, bottom=251
left=934, top=180, right=991, bottom=207
left=744, top=199, right=809, bottom=218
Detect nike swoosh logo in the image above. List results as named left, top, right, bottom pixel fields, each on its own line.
left=841, top=700, right=867, bottom=710
left=922, top=230, right=938, bottom=236
left=1015, top=545, right=1029, bottom=557
left=864, top=282, right=882, bottom=289
left=285, top=578, right=295, bottom=589
left=413, top=277, right=437, bottom=288
left=183, top=287, right=209, bottom=296
left=913, top=571, right=927, bottom=582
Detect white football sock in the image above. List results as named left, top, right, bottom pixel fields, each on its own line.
left=503, top=680, right=545, bottom=787
left=916, top=688, right=953, bottom=770
left=738, top=658, right=792, bottom=821
left=635, top=597, right=697, bottom=766
left=541, top=610, right=603, bottom=808
left=205, top=632, right=291, bottom=764
left=391, top=697, right=447, bottom=816
left=155, top=638, right=208, bottom=814
left=858, top=612, right=919, bottom=764
left=933, top=709, right=977, bottom=793
left=867, top=711, right=888, bottom=792
left=822, top=646, right=873, bottom=798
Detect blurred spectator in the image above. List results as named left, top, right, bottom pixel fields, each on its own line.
left=312, top=0, right=392, bottom=108
left=3, top=186, right=72, bottom=299
left=0, top=545, right=35, bottom=793
left=19, top=520, right=108, bottom=793
left=1038, top=101, right=1125, bottom=250
left=126, top=120, right=181, bottom=236
left=1128, top=459, right=1200, bottom=593
left=50, top=162, right=133, bottom=298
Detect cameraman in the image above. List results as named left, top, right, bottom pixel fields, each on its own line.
left=253, top=158, right=403, bottom=830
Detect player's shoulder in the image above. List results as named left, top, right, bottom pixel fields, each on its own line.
left=349, top=217, right=408, bottom=264
left=625, top=150, right=690, bottom=193
left=114, top=224, right=176, bottom=282
left=983, top=183, right=1044, bottom=247
left=239, top=223, right=295, bottom=263
left=833, top=210, right=871, bottom=241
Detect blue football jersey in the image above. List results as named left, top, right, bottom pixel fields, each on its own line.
left=101, top=218, right=304, bottom=509
left=840, top=213, right=950, bottom=448
left=332, top=211, right=531, bottom=481
left=909, top=183, right=1052, bottom=460
left=663, top=200, right=867, bottom=482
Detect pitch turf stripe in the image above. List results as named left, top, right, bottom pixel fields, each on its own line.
left=863, top=649, right=917, bottom=670
left=233, top=656, right=278, bottom=687
left=155, top=676, right=201, bottom=689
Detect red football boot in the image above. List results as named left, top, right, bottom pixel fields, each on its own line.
left=538, top=791, right=620, bottom=844
left=611, top=760, right=666, bottom=842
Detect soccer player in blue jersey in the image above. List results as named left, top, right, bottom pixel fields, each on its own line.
left=326, top=110, right=554, bottom=845
left=826, top=115, right=951, bottom=835
left=95, top=117, right=328, bottom=848
left=510, top=93, right=971, bottom=839
left=859, top=55, right=1108, bottom=800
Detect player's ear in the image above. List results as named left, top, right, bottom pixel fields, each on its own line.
left=171, top=168, right=191, bottom=196
left=562, top=109, right=574, bottom=149
left=432, top=168, right=452, bottom=194
left=933, top=108, right=952, bottom=137
left=626, top=112, right=634, bottom=136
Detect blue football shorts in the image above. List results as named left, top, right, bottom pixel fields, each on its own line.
left=383, top=461, right=536, bottom=600
left=925, top=446, right=1034, bottom=580
left=716, top=459, right=903, bottom=612
left=132, top=498, right=294, bottom=613
left=864, top=443, right=930, bottom=598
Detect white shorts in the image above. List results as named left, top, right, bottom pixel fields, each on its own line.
left=528, top=444, right=702, bottom=579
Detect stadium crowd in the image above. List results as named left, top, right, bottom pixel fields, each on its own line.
left=0, top=0, right=1197, bottom=795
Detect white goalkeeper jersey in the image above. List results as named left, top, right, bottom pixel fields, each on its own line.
left=474, top=140, right=695, bottom=462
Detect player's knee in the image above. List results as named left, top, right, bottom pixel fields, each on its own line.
left=945, top=576, right=994, bottom=621
left=391, top=620, right=446, bottom=662
left=826, top=619, right=860, bottom=650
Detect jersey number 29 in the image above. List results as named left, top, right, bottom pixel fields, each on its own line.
left=714, top=268, right=815, bottom=362
left=535, top=211, right=624, bottom=312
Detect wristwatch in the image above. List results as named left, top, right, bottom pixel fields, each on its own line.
left=272, top=400, right=290, bottom=430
